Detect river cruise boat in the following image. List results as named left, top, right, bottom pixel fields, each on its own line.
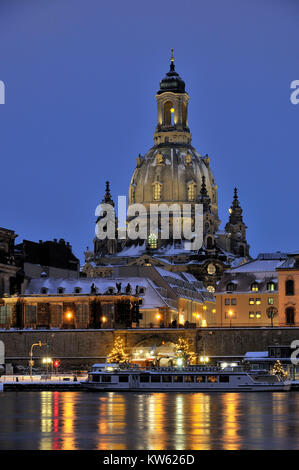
left=82, top=364, right=290, bottom=392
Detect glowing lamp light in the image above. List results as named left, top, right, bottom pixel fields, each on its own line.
left=156, top=314, right=161, bottom=320
left=170, top=107, right=174, bottom=113
left=101, top=316, right=107, bottom=323
left=212, top=309, right=216, bottom=314
left=66, top=311, right=73, bottom=320
left=200, top=356, right=209, bottom=363
left=42, top=357, right=52, bottom=364
left=201, top=319, right=207, bottom=327
left=177, top=358, right=184, bottom=367
left=203, top=305, right=207, bottom=311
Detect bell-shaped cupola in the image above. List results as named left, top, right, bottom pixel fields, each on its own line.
left=154, top=49, right=191, bottom=145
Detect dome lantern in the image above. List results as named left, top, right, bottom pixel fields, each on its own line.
left=154, top=50, right=191, bottom=145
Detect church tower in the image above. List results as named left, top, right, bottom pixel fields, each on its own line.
left=225, top=188, right=250, bottom=258
left=154, top=49, right=191, bottom=146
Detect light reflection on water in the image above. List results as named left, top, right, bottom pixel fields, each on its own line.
left=0, top=391, right=299, bottom=450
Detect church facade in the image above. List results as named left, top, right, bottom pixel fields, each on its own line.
left=84, top=52, right=250, bottom=292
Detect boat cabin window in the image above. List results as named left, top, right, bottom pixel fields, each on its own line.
left=102, top=375, right=111, bottom=383
left=195, top=375, right=206, bottom=383
left=207, top=375, right=218, bottom=383
left=150, top=375, right=161, bottom=382
left=162, top=375, right=172, bottom=383
left=119, top=375, right=129, bottom=382
left=219, top=375, right=229, bottom=383
left=173, top=375, right=183, bottom=383
left=92, top=374, right=100, bottom=382
left=184, top=375, right=194, bottom=383
left=140, top=374, right=150, bottom=383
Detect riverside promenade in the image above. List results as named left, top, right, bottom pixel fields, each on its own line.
left=0, top=374, right=87, bottom=391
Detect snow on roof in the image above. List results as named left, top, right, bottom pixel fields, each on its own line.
left=227, top=259, right=285, bottom=273
left=25, top=277, right=170, bottom=310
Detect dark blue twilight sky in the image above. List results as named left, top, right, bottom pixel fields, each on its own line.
left=0, top=0, right=298, bottom=263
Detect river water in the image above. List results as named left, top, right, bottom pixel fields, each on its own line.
left=0, top=391, right=299, bottom=450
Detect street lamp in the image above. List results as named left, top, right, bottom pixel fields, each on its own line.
left=42, top=357, right=52, bottom=376
left=29, top=341, right=46, bottom=380
left=228, top=310, right=233, bottom=328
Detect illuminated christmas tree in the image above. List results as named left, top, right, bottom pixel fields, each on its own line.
left=174, top=337, right=195, bottom=365
left=107, top=336, right=129, bottom=364
left=272, top=360, right=287, bottom=380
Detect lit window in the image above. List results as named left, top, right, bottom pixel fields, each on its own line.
left=249, top=298, right=255, bottom=305
left=249, top=312, right=255, bottom=319
left=187, top=182, right=196, bottom=201
left=267, top=282, right=275, bottom=291
left=153, top=182, right=161, bottom=201
left=256, top=298, right=261, bottom=305
left=148, top=233, right=157, bottom=249
left=251, top=283, right=259, bottom=292
left=256, top=312, right=261, bottom=319
left=268, top=297, right=274, bottom=305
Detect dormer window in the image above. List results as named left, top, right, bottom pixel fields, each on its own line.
left=74, top=287, right=81, bottom=294
left=226, top=282, right=236, bottom=292
left=251, top=282, right=259, bottom=292
left=153, top=182, right=162, bottom=201
left=57, top=287, right=65, bottom=294
left=267, top=282, right=275, bottom=292
left=40, top=287, right=48, bottom=294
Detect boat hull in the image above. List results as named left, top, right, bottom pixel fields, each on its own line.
left=82, top=382, right=290, bottom=392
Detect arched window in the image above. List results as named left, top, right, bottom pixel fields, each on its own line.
left=187, top=182, right=196, bottom=201
left=251, top=282, right=259, bottom=292
left=148, top=233, right=157, bottom=249
left=182, top=102, right=187, bottom=127
left=286, top=307, right=295, bottom=325
left=153, top=182, right=162, bottom=201
left=226, top=282, right=236, bottom=292
left=206, top=236, right=213, bottom=250
left=286, top=279, right=294, bottom=296
left=164, top=101, right=174, bottom=126
left=267, top=282, right=275, bottom=292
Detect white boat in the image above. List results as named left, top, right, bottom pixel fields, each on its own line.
left=82, top=364, right=290, bottom=392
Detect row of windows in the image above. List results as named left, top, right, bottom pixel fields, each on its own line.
left=224, top=297, right=274, bottom=306
left=226, top=280, right=297, bottom=295
left=91, top=374, right=229, bottom=384
left=152, top=182, right=198, bottom=202
left=226, top=282, right=276, bottom=292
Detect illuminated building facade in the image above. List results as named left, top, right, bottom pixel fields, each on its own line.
left=85, top=52, right=250, bottom=291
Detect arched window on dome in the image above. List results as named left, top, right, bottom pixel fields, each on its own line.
left=164, top=101, right=174, bottom=126
left=148, top=233, right=157, bottom=249
left=182, top=102, right=187, bottom=127
left=129, top=184, right=135, bottom=204
left=187, top=182, right=196, bottom=201
left=153, top=182, right=162, bottom=201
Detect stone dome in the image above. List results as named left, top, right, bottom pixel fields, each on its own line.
left=129, top=143, right=219, bottom=221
